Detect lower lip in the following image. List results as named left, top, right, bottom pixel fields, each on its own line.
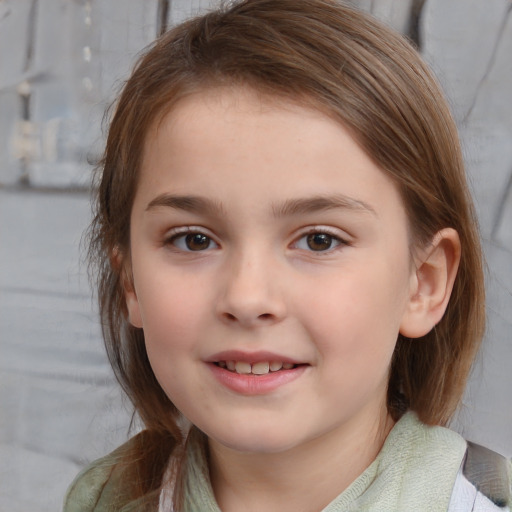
left=208, top=363, right=307, bottom=395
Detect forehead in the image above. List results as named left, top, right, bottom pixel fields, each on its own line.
left=145, top=85, right=349, bottom=162
left=137, top=86, right=406, bottom=224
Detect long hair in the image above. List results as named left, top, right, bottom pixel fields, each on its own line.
left=87, top=0, right=485, bottom=505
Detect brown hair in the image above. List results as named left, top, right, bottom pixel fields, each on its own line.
left=87, top=0, right=485, bottom=506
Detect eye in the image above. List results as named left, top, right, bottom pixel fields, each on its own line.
left=294, top=230, right=345, bottom=252
left=167, top=230, right=218, bottom=252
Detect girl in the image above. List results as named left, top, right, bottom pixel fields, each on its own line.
left=65, top=0, right=511, bottom=510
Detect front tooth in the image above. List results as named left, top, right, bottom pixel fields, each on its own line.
left=226, top=361, right=236, bottom=371
left=270, top=361, right=283, bottom=372
left=282, top=362, right=294, bottom=370
left=252, top=362, right=270, bottom=375
left=235, top=361, right=252, bottom=374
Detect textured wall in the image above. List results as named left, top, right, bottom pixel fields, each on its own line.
left=0, top=0, right=160, bottom=186
left=0, top=1, right=510, bottom=510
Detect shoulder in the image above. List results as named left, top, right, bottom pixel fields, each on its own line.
left=380, top=412, right=511, bottom=510
left=63, top=435, right=139, bottom=512
left=63, top=457, right=115, bottom=512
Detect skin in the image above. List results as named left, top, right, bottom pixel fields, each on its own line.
left=124, top=87, right=459, bottom=511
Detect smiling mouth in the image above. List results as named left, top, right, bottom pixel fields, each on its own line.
left=214, top=361, right=301, bottom=375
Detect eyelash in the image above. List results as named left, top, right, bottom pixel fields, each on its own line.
left=164, top=226, right=349, bottom=253
left=164, top=227, right=219, bottom=252
left=292, top=227, right=349, bottom=253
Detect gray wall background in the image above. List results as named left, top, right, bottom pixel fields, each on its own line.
left=0, top=1, right=511, bottom=510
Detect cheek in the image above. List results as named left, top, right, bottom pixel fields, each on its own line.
left=297, top=261, right=410, bottom=360
left=134, top=272, right=210, bottom=353
left=303, top=276, right=402, bottom=410
left=135, top=277, right=211, bottom=404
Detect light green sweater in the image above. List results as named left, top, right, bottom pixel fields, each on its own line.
left=179, top=412, right=467, bottom=511
left=65, top=412, right=471, bottom=511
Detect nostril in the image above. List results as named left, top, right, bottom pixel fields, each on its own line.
left=221, top=311, right=274, bottom=323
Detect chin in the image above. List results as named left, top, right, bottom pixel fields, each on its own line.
left=218, top=436, right=298, bottom=455
left=205, top=422, right=303, bottom=454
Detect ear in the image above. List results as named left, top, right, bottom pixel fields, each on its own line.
left=400, top=228, right=461, bottom=338
left=112, top=246, right=143, bottom=329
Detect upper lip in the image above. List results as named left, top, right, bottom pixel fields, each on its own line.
left=205, top=350, right=305, bottom=365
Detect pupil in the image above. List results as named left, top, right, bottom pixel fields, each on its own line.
left=307, top=233, right=332, bottom=251
left=186, top=233, right=210, bottom=250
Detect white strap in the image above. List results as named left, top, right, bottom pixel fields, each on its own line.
left=448, top=468, right=510, bottom=512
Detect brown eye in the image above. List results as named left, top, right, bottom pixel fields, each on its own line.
left=294, top=230, right=345, bottom=253
left=306, top=233, right=334, bottom=251
left=185, top=233, right=212, bottom=251
left=169, top=231, right=218, bottom=251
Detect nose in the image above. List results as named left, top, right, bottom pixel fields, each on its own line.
left=216, top=252, right=287, bottom=328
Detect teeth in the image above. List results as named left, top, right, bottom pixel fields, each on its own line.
left=234, top=361, right=251, bottom=374
left=217, top=360, right=296, bottom=375
left=270, top=361, right=283, bottom=371
left=252, top=362, right=270, bottom=375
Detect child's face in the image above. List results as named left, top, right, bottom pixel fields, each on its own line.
left=126, top=87, right=418, bottom=455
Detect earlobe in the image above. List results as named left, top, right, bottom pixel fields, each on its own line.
left=400, top=228, right=461, bottom=338
left=125, top=287, right=143, bottom=328
left=112, top=246, right=143, bottom=329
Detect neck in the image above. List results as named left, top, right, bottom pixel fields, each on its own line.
left=208, top=408, right=394, bottom=512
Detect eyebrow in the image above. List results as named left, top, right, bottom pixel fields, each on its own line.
left=272, top=195, right=377, bottom=218
left=146, top=194, right=225, bottom=215
left=145, top=193, right=376, bottom=217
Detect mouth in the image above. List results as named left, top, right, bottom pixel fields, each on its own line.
left=207, top=353, right=308, bottom=394
left=214, top=360, right=301, bottom=375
